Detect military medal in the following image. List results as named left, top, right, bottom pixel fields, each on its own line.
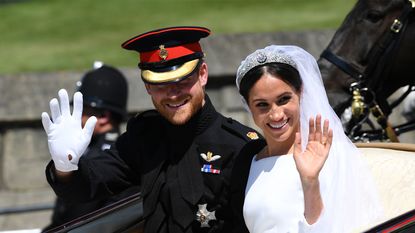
left=201, top=164, right=220, bottom=174
left=196, top=204, right=216, bottom=228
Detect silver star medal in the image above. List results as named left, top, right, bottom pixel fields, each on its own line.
left=196, top=204, right=216, bottom=228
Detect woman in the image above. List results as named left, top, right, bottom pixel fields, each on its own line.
left=230, top=45, right=383, bottom=233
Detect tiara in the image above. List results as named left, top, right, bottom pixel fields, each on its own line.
left=236, top=48, right=297, bottom=88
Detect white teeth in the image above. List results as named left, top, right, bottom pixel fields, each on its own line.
left=169, top=103, right=184, bottom=107
left=269, top=119, right=288, bottom=129
left=167, top=100, right=187, bottom=108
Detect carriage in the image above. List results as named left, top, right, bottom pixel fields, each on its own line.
left=41, top=143, right=415, bottom=233
left=44, top=0, right=415, bottom=232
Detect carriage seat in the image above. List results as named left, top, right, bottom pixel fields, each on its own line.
left=356, top=142, right=415, bottom=228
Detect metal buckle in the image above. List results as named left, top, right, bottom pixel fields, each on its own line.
left=390, top=19, right=403, bottom=33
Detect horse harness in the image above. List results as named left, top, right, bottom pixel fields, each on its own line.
left=320, top=0, right=415, bottom=142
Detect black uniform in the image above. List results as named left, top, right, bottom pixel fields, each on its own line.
left=46, top=96, right=261, bottom=233
left=229, top=138, right=267, bottom=233
left=43, top=129, right=140, bottom=231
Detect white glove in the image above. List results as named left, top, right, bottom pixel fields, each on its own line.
left=41, top=89, right=97, bottom=172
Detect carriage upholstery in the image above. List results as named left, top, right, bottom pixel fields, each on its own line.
left=356, top=142, right=415, bottom=229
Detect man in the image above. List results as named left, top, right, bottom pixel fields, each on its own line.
left=42, top=62, right=136, bottom=231
left=42, top=26, right=262, bottom=233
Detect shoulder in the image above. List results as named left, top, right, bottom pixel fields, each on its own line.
left=239, top=139, right=266, bottom=159
left=231, top=138, right=266, bottom=180
left=130, top=109, right=162, bottom=123
left=118, top=110, right=165, bottom=145
left=220, top=116, right=263, bottom=143
left=125, top=110, right=164, bottom=132
left=116, top=110, right=163, bottom=153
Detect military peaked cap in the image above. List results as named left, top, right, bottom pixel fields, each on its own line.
left=121, top=26, right=211, bottom=84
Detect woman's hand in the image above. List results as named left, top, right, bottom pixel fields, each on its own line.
left=293, top=114, right=333, bottom=184
left=293, top=114, right=333, bottom=223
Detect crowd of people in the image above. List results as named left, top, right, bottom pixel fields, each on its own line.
left=41, top=26, right=384, bottom=233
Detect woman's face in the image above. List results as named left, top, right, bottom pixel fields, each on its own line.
left=248, top=73, right=301, bottom=148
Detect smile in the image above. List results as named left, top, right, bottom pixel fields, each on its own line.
left=268, top=119, right=288, bottom=129
left=166, top=99, right=189, bottom=108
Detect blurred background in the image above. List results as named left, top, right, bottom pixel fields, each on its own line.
left=0, top=0, right=354, bottom=75
left=0, top=0, right=386, bottom=231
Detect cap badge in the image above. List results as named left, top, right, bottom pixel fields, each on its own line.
left=196, top=203, right=216, bottom=228
left=159, top=45, right=168, bottom=60
left=247, top=132, right=259, bottom=140
left=200, top=151, right=221, bottom=162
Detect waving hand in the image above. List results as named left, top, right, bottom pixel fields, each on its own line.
left=293, top=114, right=333, bottom=182
left=41, top=89, right=97, bottom=172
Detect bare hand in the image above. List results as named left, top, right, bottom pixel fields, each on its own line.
left=293, top=114, right=333, bottom=185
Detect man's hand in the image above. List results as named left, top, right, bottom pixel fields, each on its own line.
left=41, top=89, right=97, bottom=172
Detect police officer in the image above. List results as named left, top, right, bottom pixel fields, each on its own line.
left=42, top=26, right=263, bottom=233
left=43, top=62, right=137, bottom=231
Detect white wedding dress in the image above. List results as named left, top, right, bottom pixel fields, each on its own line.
left=243, top=154, right=319, bottom=233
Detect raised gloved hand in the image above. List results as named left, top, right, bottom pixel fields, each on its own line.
left=41, top=89, right=97, bottom=172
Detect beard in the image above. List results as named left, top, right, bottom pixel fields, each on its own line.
left=152, top=90, right=205, bottom=125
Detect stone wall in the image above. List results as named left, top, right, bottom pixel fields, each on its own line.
left=1, top=29, right=412, bottom=231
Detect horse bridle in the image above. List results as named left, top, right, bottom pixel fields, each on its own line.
left=320, top=0, right=415, bottom=142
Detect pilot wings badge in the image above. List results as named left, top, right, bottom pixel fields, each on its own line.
left=200, top=151, right=221, bottom=162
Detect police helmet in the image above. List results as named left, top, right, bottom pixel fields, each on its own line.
left=76, top=62, right=128, bottom=119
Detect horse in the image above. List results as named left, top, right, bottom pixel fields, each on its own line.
left=318, top=0, right=415, bottom=142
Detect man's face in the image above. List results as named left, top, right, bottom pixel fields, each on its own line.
left=81, top=105, right=104, bottom=135
left=145, top=62, right=208, bottom=125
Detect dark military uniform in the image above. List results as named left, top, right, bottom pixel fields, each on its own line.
left=229, top=138, right=266, bottom=233
left=43, top=129, right=140, bottom=231
left=46, top=96, right=260, bottom=233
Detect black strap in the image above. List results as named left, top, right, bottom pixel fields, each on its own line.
left=365, top=1, right=414, bottom=90
left=320, top=49, right=364, bottom=81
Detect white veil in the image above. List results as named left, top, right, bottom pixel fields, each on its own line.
left=236, top=45, right=383, bottom=232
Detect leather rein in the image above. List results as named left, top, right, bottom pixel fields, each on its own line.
left=320, top=0, right=415, bottom=142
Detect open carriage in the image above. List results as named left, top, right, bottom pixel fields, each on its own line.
left=41, top=143, right=415, bottom=233
left=42, top=1, right=415, bottom=232
left=358, top=143, right=415, bottom=232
